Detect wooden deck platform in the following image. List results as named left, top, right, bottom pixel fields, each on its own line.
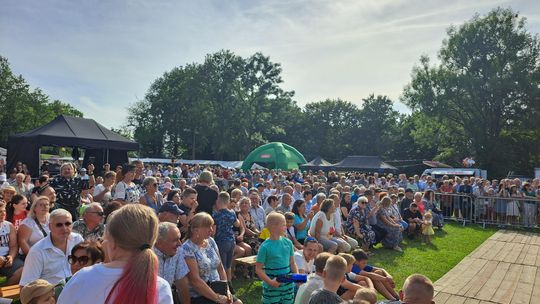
left=433, top=230, right=540, bottom=304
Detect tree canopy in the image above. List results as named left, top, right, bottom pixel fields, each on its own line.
left=402, top=8, right=540, bottom=177
left=0, top=56, right=83, bottom=148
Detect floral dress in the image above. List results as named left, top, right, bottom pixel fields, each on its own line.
left=346, top=206, right=376, bottom=246
left=242, top=212, right=261, bottom=253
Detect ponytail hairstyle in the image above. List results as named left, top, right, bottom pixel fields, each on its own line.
left=105, top=204, right=159, bottom=304
left=6, top=194, right=25, bottom=222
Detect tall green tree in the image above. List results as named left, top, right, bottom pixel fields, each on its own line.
left=0, top=56, right=82, bottom=147
left=357, top=94, right=399, bottom=156
left=402, top=8, right=540, bottom=177
left=128, top=50, right=298, bottom=160
left=298, top=99, right=362, bottom=162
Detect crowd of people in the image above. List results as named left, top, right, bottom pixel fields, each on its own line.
left=1, top=160, right=539, bottom=303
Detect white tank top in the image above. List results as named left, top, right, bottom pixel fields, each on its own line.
left=0, top=221, right=11, bottom=256
left=309, top=211, right=334, bottom=239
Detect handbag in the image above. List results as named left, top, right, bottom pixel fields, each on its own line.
left=209, top=280, right=229, bottom=296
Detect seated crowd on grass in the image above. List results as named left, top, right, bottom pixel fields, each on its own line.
left=0, top=160, right=538, bottom=303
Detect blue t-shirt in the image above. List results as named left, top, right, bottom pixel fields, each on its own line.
left=351, top=264, right=374, bottom=274
left=212, top=209, right=237, bottom=243
left=293, top=214, right=310, bottom=240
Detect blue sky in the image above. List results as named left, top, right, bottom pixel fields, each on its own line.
left=1, top=0, right=539, bottom=129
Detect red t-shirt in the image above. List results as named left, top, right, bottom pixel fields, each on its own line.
left=11, top=211, right=28, bottom=230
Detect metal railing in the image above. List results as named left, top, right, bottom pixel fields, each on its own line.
left=434, top=192, right=540, bottom=229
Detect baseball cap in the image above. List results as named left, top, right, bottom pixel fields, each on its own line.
left=20, top=279, right=54, bottom=304
left=159, top=202, right=182, bottom=216
left=405, top=188, right=414, bottom=193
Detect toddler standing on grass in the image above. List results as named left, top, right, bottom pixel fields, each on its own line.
left=256, top=212, right=298, bottom=304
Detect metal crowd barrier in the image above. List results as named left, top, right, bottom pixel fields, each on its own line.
left=434, top=192, right=540, bottom=229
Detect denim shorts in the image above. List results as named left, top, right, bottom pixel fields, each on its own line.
left=216, top=240, right=236, bottom=269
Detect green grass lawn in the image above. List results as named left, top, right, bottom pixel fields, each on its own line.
left=233, top=222, right=496, bottom=304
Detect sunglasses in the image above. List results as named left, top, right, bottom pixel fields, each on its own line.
left=55, top=221, right=72, bottom=228
left=68, top=255, right=90, bottom=265
left=87, top=211, right=104, bottom=216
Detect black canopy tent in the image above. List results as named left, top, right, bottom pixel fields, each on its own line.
left=300, top=156, right=333, bottom=171
left=331, top=155, right=398, bottom=173
left=7, top=115, right=139, bottom=176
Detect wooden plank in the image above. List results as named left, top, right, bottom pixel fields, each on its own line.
left=435, top=257, right=478, bottom=292
left=445, top=258, right=488, bottom=295
left=444, top=294, right=467, bottom=304
left=524, top=245, right=539, bottom=267
left=509, top=265, right=536, bottom=304
left=464, top=260, right=499, bottom=297
left=235, top=255, right=257, bottom=266
left=515, top=244, right=529, bottom=264
left=483, top=240, right=506, bottom=260
left=503, top=242, right=524, bottom=264
left=470, top=239, right=496, bottom=259
left=494, top=241, right=515, bottom=262
left=531, top=266, right=540, bottom=298
left=433, top=291, right=451, bottom=304
left=529, top=234, right=540, bottom=246
left=463, top=299, right=480, bottom=304
left=476, top=261, right=511, bottom=301
left=491, top=263, right=523, bottom=303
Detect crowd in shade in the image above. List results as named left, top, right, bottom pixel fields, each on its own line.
left=1, top=160, right=539, bottom=304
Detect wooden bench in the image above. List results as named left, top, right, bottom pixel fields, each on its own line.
left=234, top=255, right=257, bottom=277
left=0, top=284, right=20, bottom=299
left=235, top=255, right=257, bottom=267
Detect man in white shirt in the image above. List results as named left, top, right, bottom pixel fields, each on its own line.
left=295, top=252, right=332, bottom=304
left=293, top=238, right=319, bottom=274
left=20, top=209, right=84, bottom=286
left=154, top=222, right=190, bottom=304
left=292, top=183, right=304, bottom=202
left=249, top=192, right=266, bottom=231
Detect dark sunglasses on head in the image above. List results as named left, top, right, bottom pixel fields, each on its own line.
left=55, top=221, right=72, bottom=228
left=87, top=211, right=104, bottom=216
left=68, top=255, right=90, bottom=265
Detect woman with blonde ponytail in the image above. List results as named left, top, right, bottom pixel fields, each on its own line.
left=57, top=204, right=173, bottom=304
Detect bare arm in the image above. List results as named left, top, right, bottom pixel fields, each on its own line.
left=341, top=207, right=349, bottom=219
left=289, top=255, right=298, bottom=274
left=256, top=262, right=280, bottom=288
left=6, top=223, right=18, bottom=265
left=17, top=224, right=33, bottom=255
left=294, top=215, right=309, bottom=231
left=313, top=218, right=323, bottom=240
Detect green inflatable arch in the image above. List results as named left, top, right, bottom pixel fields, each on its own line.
left=241, top=142, right=307, bottom=170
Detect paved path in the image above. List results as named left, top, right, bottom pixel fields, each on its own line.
left=433, top=230, right=540, bottom=304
